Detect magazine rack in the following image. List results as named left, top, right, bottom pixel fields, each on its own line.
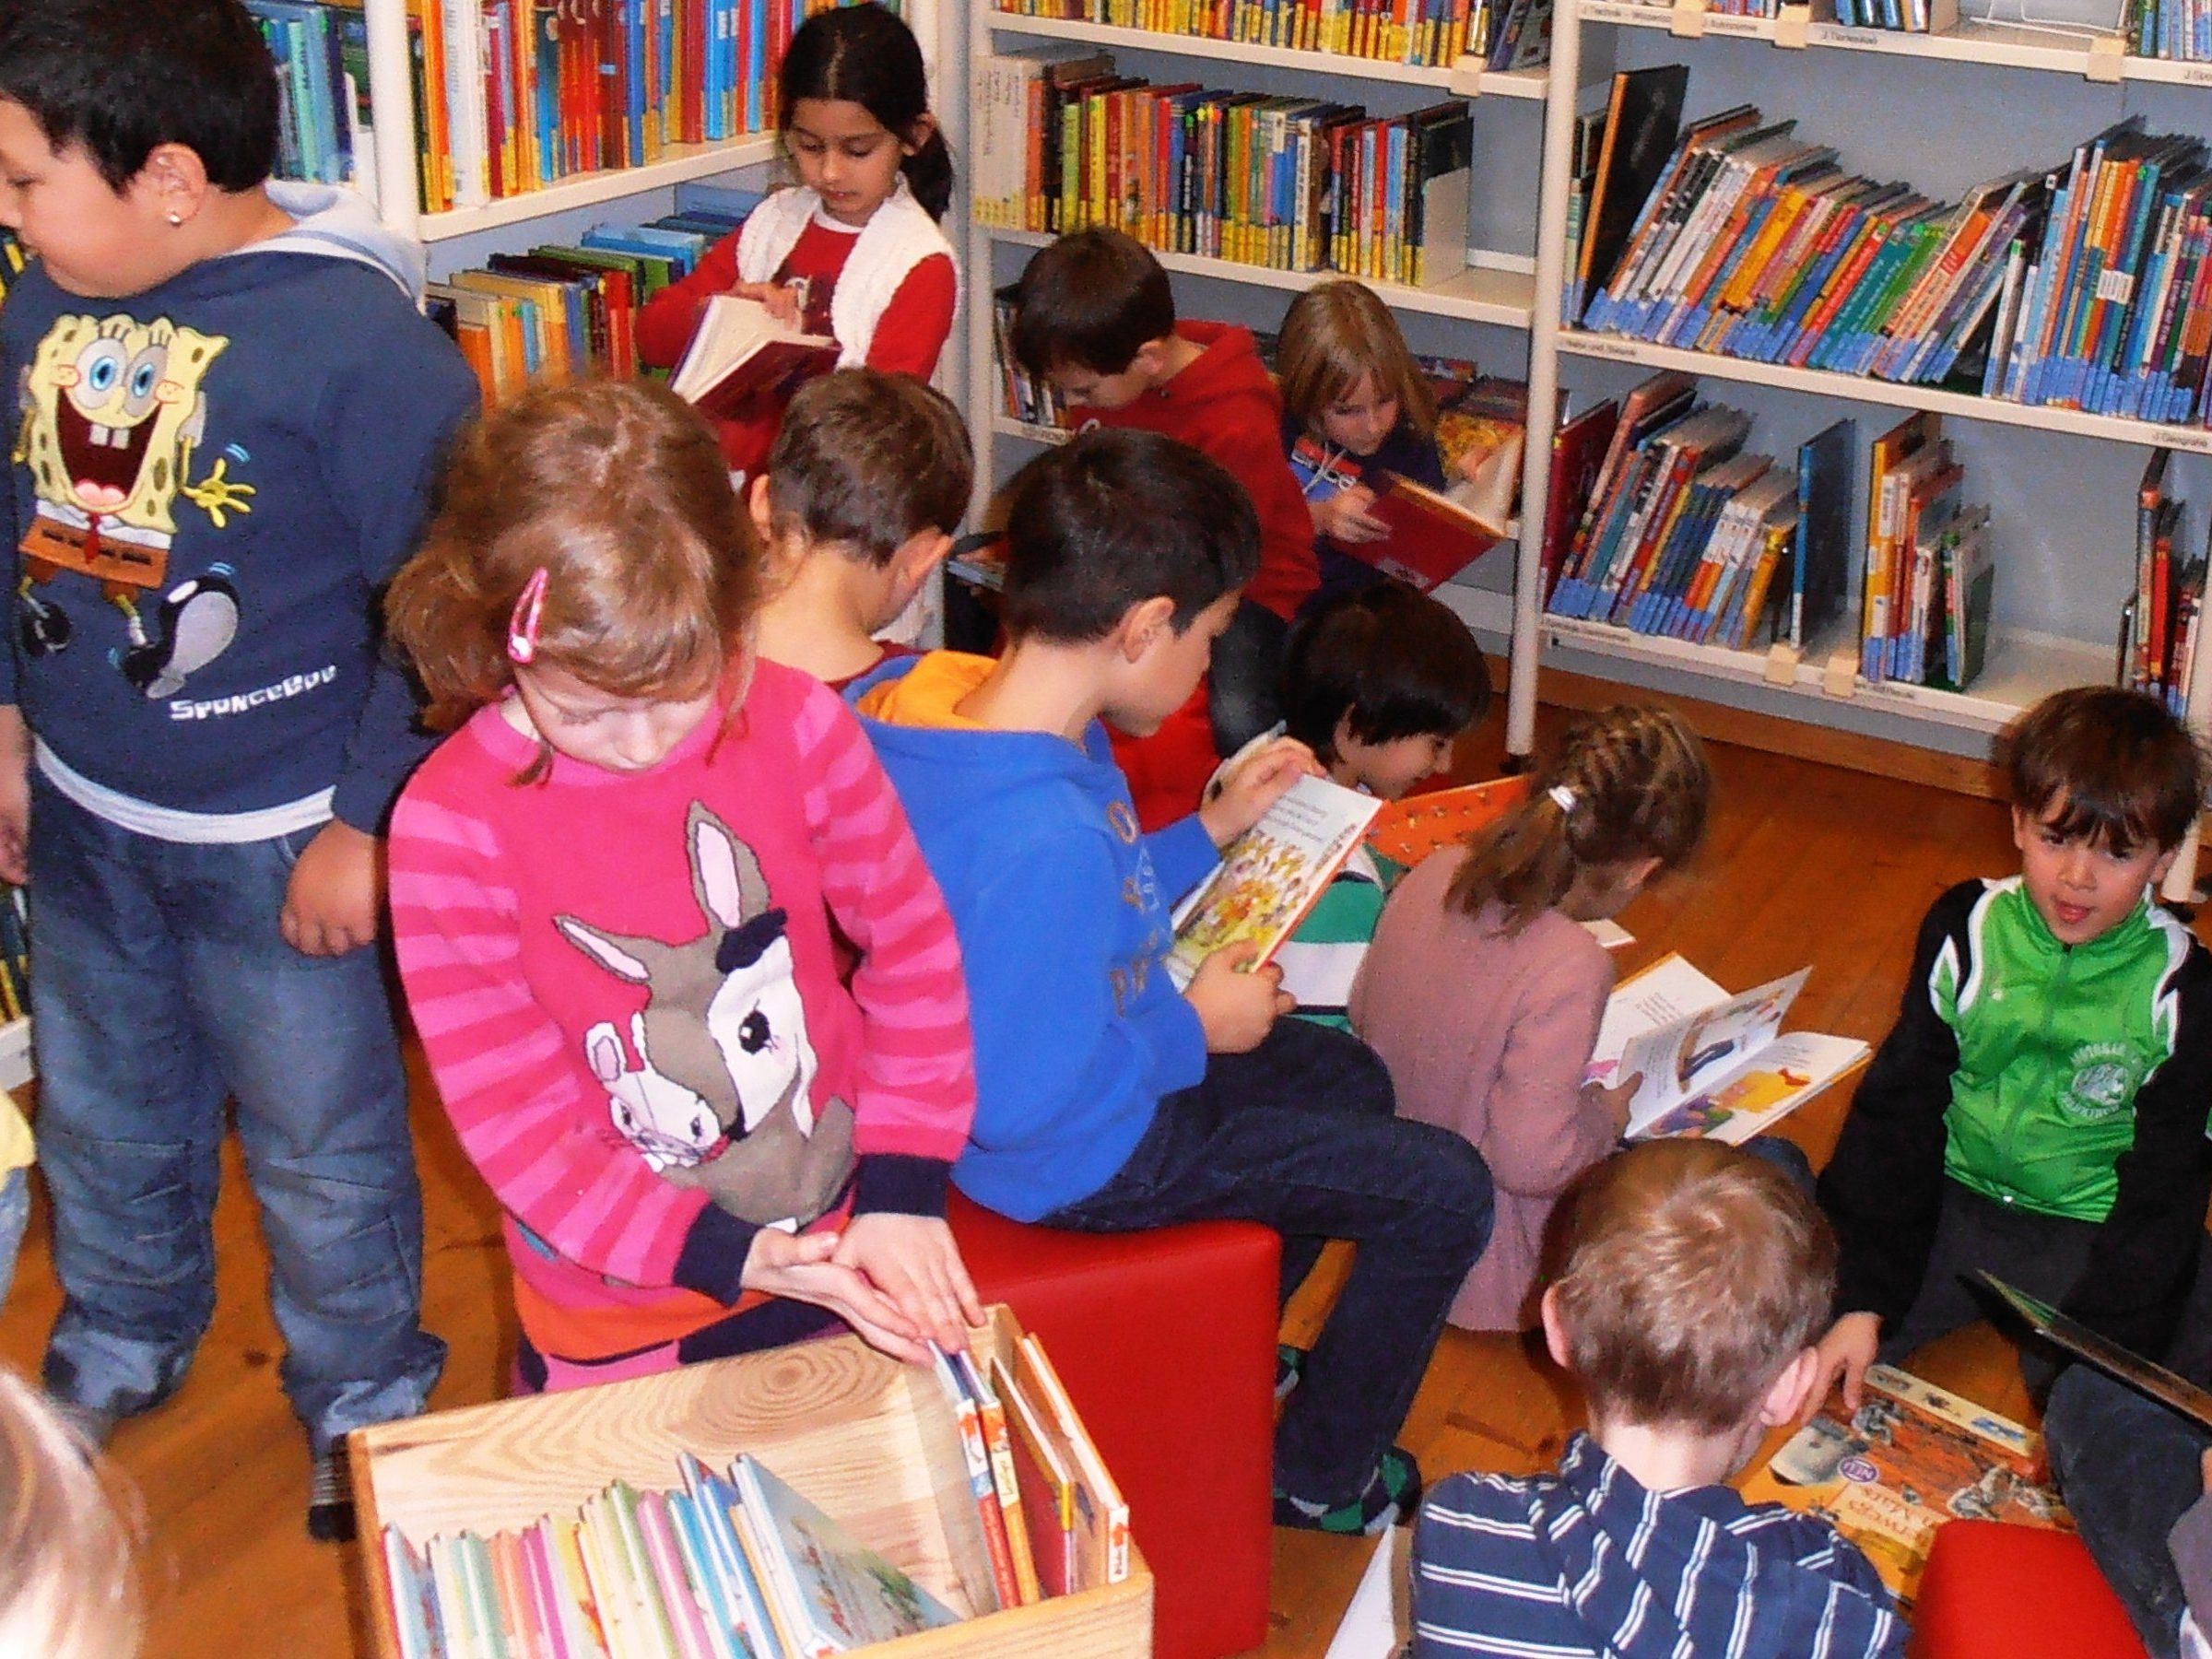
left=351, top=1305, right=1154, bottom=1657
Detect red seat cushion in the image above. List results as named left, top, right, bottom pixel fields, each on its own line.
left=1910, top=1522, right=2150, bottom=1659
left=950, top=1192, right=1280, bottom=1659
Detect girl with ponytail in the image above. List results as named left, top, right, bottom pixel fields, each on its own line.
left=1349, top=705, right=1713, bottom=1331
left=638, top=2, right=959, bottom=481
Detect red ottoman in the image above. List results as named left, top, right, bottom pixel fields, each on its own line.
left=1910, top=1522, right=2150, bottom=1659
left=949, top=1191, right=1280, bottom=1659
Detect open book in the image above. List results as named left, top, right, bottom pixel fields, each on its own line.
left=1586, top=955, right=1867, bottom=1142
left=1746, top=1364, right=2068, bottom=1611
left=1168, top=774, right=1382, bottom=989
left=670, top=293, right=839, bottom=418
left=1983, top=1273, right=2212, bottom=1430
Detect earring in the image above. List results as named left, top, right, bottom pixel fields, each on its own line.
left=166, top=211, right=182, bottom=227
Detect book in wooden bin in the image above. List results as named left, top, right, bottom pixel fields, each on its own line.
left=1585, top=954, right=1869, bottom=1143
left=670, top=294, right=839, bottom=420
left=1739, top=1363, right=2070, bottom=1611
left=1167, top=773, right=1383, bottom=989
left=350, top=1306, right=1152, bottom=1659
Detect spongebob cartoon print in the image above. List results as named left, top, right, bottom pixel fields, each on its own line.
left=14, top=311, right=254, bottom=697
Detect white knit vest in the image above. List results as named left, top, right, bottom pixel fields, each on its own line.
left=735, top=179, right=957, bottom=367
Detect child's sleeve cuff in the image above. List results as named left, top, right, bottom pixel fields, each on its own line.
left=673, top=1204, right=761, bottom=1303
left=851, top=1152, right=954, bottom=1219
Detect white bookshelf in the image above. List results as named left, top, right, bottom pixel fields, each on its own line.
left=414, top=136, right=783, bottom=243
left=983, top=10, right=1552, bottom=94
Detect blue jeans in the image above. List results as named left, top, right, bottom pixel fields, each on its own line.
left=29, top=781, right=444, bottom=1454
left=1043, top=1018, right=1494, bottom=1504
left=2045, top=1364, right=2205, bottom=1659
left=0, top=1165, right=28, bottom=1308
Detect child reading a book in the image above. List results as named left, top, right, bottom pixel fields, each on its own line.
left=1351, top=705, right=1711, bottom=1331
left=1815, top=685, right=2212, bottom=1409
left=385, top=381, right=982, bottom=1393
left=1010, top=228, right=1316, bottom=780
left=1413, top=1140, right=1909, bottom=1658
left=752, top=369, right=971, bottom=692
left=852, top=429, right=1495, bottom=1536
left=1235, top=582, right=1492, bottom=1029
left=0, top=1364, right=142, bottom=1658
left=635, top=3, right=957, bottom=480
left=0, top=0, right=475, bottom=1541
left=1276, top=280, right=1455, bottom=612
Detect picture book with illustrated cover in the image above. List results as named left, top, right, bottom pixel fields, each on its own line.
left=670, top=293, right=839, bottom=419
left=1168, top=773, right=1383, bottom=988
left=925, top=1346, right=1017, bottom=1613
left=729, top=1455, right=961, bottom=1654
left=1586, top=954, right=1867, bottom=1141
left=1744, top=1364, right=2071, bottom=1609
left=1364, top=776, right=1531, bottom=866
left=1359, top=472, right=1508, bottom=591
left=998, top=1354, right=1078, bottom=1598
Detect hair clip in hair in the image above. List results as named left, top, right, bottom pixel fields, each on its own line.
left=506, top=567, right=550, bottom=665
left=1548, top=784, right=1578, bottom=814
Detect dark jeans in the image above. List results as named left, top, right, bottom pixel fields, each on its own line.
left=29, top=780, right=445, bottom=1454
left=1208, top=600, right=1289, bottom=756
left=1042, top=1018, right=1494, bottom=1504
left=1877, top=1179, right=2102, bottom=1393
left=2045, top=1364, right=2205, bottom=1659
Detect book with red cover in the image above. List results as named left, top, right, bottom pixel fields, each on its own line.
left=669, top=294, right=838, bottom=420
left=1355, top=471, right=1505, bottom=592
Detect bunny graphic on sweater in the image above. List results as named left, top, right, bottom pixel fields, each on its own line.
left=558, top=802, right=856, bottom=1231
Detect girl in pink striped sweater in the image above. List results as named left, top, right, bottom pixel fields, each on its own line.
left=383, top=382, right=981, bottom=1392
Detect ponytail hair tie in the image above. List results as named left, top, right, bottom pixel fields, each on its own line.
left=1547, top=784, right=1577, bottom=814
left=506, top=567, right=550, bottom=665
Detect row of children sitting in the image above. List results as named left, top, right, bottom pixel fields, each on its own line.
left=10, top=5, right=2212, bottom=1649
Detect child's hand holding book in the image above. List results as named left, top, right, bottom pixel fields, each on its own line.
left=1198, top=735, right=1322, bottom=848
left=1313, top=483, right=1391, bottom=546
left=1185, top=940, right=1294, bottom=1053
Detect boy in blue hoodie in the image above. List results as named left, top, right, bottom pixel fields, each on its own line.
left=0, top=0, right=475, bottom=1537
left=854, top=429, right=1494, bottom=1535
left=1414, top=1140, right=1908, bottom=1659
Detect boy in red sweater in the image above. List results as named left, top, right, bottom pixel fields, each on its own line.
left=1011, top=229, right=1316, bottom=821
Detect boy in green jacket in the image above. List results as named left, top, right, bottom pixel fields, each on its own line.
left=1814, top=686, right=2212, bottom=1406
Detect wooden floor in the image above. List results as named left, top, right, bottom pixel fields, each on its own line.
left=0, top=705, right=2103, bottom=1658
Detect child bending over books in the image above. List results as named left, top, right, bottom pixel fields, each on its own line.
left=853, top=429, right=1494, bottom=1535
left=1215, top=583, right=1491, bottom=1030
left=0, top=1363, right=142, bottom=1657
left=635, top=4, right=957, bottom=480
left=752, top=369, right=971, bottom=692
left=1352, top=706, right=1711, bottom=1331
left=1413, top=1140, right=1909, bottom=1658
left=1277, top=281, right=1454, bottom=613
left=385, top=382, right=982, bottom=1392
left=1815, top=686, right=2212, bottom=1408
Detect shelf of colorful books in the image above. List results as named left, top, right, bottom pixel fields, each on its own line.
left=1556, top=330, right=2212, bottom=454
left=1441, top=582, right=2110, bottom=735
left=1579, top=0, right=2212, bottom=86
left=990, top=227, right=1538, bottom=326
left=982, top=10, right=1552, bottom=95
left=413, top=135, right=784, bottom=243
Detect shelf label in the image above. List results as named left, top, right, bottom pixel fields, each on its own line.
left=1704, top=13, right=1765, bottom=34
left=1571, top=333, right=1644, bottom=361
left=1671, top=0, right=1710, bottom=34
left=1447, top=53, right=1488, bottom=94
left=2181, top=62, right=2212, bottom=84
left=1774, top=2, right=1812, bottom=44
left=2085, top=32, right=2125, bottom=80
left=2151, top=424, right=2212, bottom=455
left=1823, top=26, right=1881, bottom=42
left=1582, top=2, right=1640, bottom=19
